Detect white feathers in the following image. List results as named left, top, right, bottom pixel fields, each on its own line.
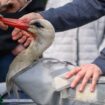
left=6, top=19, right=55, bottom=96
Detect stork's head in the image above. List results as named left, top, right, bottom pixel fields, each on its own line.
left=28, top=19, right=55, bottom=52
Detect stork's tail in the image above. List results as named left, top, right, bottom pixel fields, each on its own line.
left=6, top=79, right=19, bottom=98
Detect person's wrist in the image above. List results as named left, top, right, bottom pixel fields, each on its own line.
left=93, top=64, right=103, bottom=75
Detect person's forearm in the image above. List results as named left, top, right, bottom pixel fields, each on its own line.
left=40, top=0, right=105, bottom=32
left=93, top=48, right=105, bottom=74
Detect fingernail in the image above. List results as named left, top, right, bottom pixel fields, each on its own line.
left=90, top=89, right=94, bottom=93
left=70, top=84, right=74, bottom=88
left=79, top=88, right=83, bottom=92
left=65, top=73, right=69, bottom=78
left=65, top=75, right=69, bottom=79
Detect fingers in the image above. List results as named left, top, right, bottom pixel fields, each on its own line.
left=65, top=64, right=102, bottom=92
left=65, top=67, right=81, bottom=78
left=90, top=72, right=100, bottom=92
left=79, top=71, right=92, bottom=92
left=70, top=70, right=85, bottom=88
left=12, top=28, right=33, bottom=40
left=24, top=38, right=32, bottom=47
left=18, top=31, right=33, bottom=43
left=19, top=13, right=34, bottom=23
left=12, top=44, right=25, bottom=55
left=19, top=13, right=44, bottom=23
left=18, top=35, right=27, bottom=44
left=12, top=28, right=21, bottom=40
left=12, top=28, right=30, bottom=40
left=12, top=28, right=33, bottom=47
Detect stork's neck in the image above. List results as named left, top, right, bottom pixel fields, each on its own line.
left=37, top=36, right=52, bottom=54
left=28, top=40, right=38, bottom=50
left=26, top=35, right=53, bottom=60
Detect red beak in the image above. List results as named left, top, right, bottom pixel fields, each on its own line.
left=0, top=16, right=29, bottom=30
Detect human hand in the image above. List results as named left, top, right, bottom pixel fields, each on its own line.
left=12, top=12, right=43, bottom=47
left=65, top=64, right=102, bottom=92
left=0, top=0, right=28, bottom=13
left=12, top=44, right=25, bottom=56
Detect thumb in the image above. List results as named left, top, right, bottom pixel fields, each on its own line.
left=19, top=13, right=44, bottom=23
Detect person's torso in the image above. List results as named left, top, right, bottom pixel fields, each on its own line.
left=0, top=0, right=47, bottom=55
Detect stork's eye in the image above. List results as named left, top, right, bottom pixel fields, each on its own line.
left=34, top=22, right=44, bottom=28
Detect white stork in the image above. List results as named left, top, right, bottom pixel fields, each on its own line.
left=6, top=19, right=55, bottom=96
